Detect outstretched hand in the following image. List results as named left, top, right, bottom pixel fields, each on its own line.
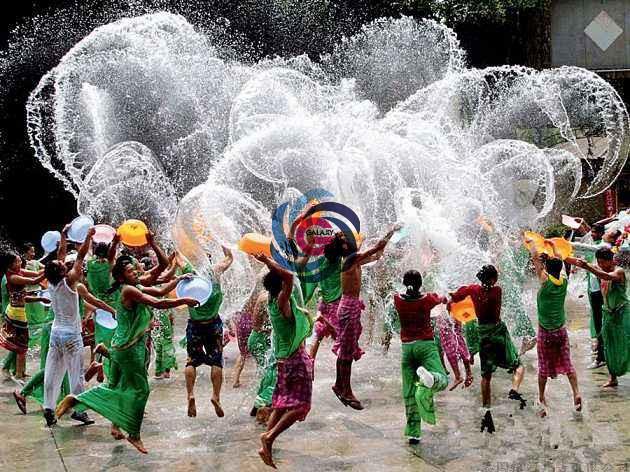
left=182, top=297, right=200, bottom=307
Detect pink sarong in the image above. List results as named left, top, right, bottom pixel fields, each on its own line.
left=537, top=326, right=575, bottom=379
left=272, top=346, right=313, bottom=421
left=436, top=315, right=470, bottom=368
left=332, top=295, right=365, bottom=362
left=235, top=311, right=253, bottom=356
left=314, top=299, right=341, bottom=339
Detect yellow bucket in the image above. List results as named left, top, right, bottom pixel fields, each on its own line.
left=449, top=296, right=477, bottom=324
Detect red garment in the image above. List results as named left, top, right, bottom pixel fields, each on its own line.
left=537, top=326, right=575, bottom=379
left=394, top=292, right=442, bottom=342
left=451, top=284, right=502, bottom=325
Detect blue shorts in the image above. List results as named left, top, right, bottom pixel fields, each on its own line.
left=186, top=317, right=223, bottom=368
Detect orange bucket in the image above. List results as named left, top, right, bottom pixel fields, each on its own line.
left=523, top=231, right=549, bottom=255
left=238, top=233, right=272, bottom=257
left=449, top=296, right=477, bottom=324
left=547, top=237, right=573, bottom=260
left=117, top=219, right=149, bottom=247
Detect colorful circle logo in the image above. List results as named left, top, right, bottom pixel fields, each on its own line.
left=271, top=189, right=360, bottom=284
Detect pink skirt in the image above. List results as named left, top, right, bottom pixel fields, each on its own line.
left=537, top=326, right=575, bottom=379
left=314, top=299, right=341, bottom=339
left=332, top=295, right=365, bottom=362
left=272, top=346, right=313, bottom=420
left=235, top=311, right=253, bottom=355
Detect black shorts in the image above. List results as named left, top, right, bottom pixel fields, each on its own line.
left=186, top=317, right=224, bottom=368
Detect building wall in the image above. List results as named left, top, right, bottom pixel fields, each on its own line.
left=552, top=0, right=630, bottom=70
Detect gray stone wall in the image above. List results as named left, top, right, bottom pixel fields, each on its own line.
left=552, top=0, right=630, bottom=70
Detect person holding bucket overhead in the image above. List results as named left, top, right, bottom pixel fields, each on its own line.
left=181, top=245, right=233, bottom=419
left=393, top=270, right=449, bottom=445
left=253, top=252, right=314, bottom=468
left=55, top=229, right=199, bottom=454
left=40, top=223, right=107, bottom=427
left=525, top=237, right=581, bottom=416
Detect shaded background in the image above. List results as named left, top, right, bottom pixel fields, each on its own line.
left=0, top=0, right=555, bottom=248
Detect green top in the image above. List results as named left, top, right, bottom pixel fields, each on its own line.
left=111, top=291, right=153, bottom=351
left=604, top=278, right=629, bottom=313
left=268, top=296, right=312, bottom=359
left=181, top=263, right=223, bottom=321
left=86, top=259, right=112, bottom=300
left=318, top=258, right=342, bottom=303
left=188, top=280, right=223, bottom=321
left=537, top=276, right=568, bottom=330
left=1, top=275, right=8, bottom=315
left=25, top=260, right=43, bottom=292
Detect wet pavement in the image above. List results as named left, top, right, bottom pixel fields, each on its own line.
left=1, top=295, right=630, bottom=471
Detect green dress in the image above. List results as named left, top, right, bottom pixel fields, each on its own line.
left=153, top=309, right=177, bottom=376
left=601, top=278, right=630, bottom=377
left=248, top=315, right=274, bottom=408
left=25, top=260, right=47, bottom=348
left=74, top=294, right=153, bottom=438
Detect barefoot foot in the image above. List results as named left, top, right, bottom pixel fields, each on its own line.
left=187, top=397, right=197, bottom=417
left=111, top=426, right=125, bottom=440
left=211, top=397, right=225, bottom=418
left=449, top=377, right=464, bottom=391
left=258, top=433, right=276, bottom=468
left=574, top=396, right=582, bottom=412
left=127, top=436, right=148, bottom=454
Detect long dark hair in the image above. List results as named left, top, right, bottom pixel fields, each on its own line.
left=402, top=270, right=422, bottom=299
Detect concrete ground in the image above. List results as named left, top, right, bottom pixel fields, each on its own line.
left=1, top=295, right=629, bottom=471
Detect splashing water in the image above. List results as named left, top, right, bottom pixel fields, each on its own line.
left=77, top=141, right=177, bottom=244
left=25, top=13, right=629, bottom=314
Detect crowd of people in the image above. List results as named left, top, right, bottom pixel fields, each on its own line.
left=0, top=206, right=629, bottom=467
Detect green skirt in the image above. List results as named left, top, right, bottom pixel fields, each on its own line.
left=75, top=334, right=150, bottom=438
left=463, top=320, right=480, bottom=356
left=26, top=303, right=48, bottom=348
left=478, top=321, right=520, bottom=376
left=601, top=304, right=630, bottom=377
left=153, top=311, right=177, bottom=375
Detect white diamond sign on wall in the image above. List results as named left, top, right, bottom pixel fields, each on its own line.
left=584, top=10, right=623, bottom=52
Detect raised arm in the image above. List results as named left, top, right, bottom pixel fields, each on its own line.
left=141, top=273, right=190, bottom=297
left=107, top=233, right=120, bottom=266
left=138, top=232, right=169, bottom=286
left=76, top=283, right=115, bottom=314
left=67, top=227, right=95, bottom=286
left=254, top=253, right=293, bottom=318
left=155, top=254, right=178, bottom=283
left=287, top=202, right=318, bottom=270
left=354, top=224, right=401, bottom=266
left=213, top=246, right=233, bottom=277
left=525, top=236, right=547, bottom=283
left=122, top=285, right=199, bottom=310
left=57, top=224, right=70, bottom=263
